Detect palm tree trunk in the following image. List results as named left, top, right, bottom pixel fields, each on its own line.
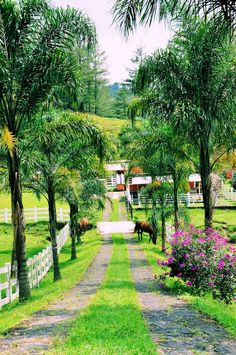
left=172, top=172, right=180, bottom=231
left=69, top=202, right=78, bottom=260
left=8, top=151, right=30, bottom=301
left=199, top=139, right=213, bottom=229
left=47, top=176, right=61, bottom=281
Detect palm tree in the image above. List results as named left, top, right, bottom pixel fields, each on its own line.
left=112, top=0, right=236, bottom=35
left=144, top=182, right=173, bottom=252
left=122, top=120, right=192, bottom=230
left=23, top=111, right=105, bottom=279
left=133, top=19, right=236, bottom=229
left=0, top=0, right=96, bottom=300
left=57, top=166, right=106, bottom=260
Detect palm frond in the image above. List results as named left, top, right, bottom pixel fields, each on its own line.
left=1, top=126, right=16, bottom=156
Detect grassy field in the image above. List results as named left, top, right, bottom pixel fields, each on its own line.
left=132, top=207, right=236, bottom=239
left=52, top=234, right=157, bottom=355
left=0, top=222, right=50, bottom=267
left=0, top=229, right=101, bottom=334
left=85, top=113, right=129, bottom=138
left=0, top=192, right=68, bottom=210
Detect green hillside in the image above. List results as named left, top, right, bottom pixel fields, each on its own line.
left=81, top=113, right=129, bottom=137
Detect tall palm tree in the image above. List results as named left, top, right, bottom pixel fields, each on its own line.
left=133, top=19, right=236, bottom=228
left=112, top=0, right=236, bottom=35
left=0, top=0, right=96, bottom=300
left=23, top=111, right=105, bottom=280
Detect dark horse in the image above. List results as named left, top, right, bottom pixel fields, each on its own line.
left=134, top=221, right=157, bottom=245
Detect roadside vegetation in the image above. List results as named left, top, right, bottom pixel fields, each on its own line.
left=141, top=237, right=236, bottom=337
left=52, top=234, right=157, bottom=355
left=0, top=229, right=101, bottom=334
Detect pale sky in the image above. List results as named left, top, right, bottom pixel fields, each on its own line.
left=52, top=0, right=172, bottom=83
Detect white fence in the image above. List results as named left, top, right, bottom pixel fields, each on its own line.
left=0, top=223, right=69, bottom=309
left=106, top=175, right=117, bottom=187
left=128, top=190, right=236, bottom=207
left=0, top=207, right=69, bottom=224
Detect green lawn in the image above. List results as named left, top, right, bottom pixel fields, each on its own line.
left=52, top=234, right=157, bottom=355
left=110, top=199, right=119, bottom=221
left=132, top=207, right=236, bottom=237
left=0, top=191, right=68, bottom=209
left=0, top=229, right=101, bottom=334
left=0, top=222, right=50, bottom=267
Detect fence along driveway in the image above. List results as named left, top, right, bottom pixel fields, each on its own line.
left=0, top=223, right=69, bottom=309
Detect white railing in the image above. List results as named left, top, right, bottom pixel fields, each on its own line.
left=0, top=207, right=69, bottom=224
left=106, top=175, right=117, bottom=187
left=128, top=193, right=191, bottom=206
left=0, top=223, right=69, bottom=309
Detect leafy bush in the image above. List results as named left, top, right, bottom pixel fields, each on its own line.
left=157, top=227, right=236, bottom=303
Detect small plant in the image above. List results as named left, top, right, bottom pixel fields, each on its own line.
left=157, top=227, right=236, bottom=303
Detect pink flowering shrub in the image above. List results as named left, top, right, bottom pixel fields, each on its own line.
left=157, top=227, right=236, bottom=303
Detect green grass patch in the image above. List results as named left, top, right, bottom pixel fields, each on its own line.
left=0, top=222, right=50, bottom=267
left=110, top=199, right=119, bottom=222
left=0, top=229, right=101, bottom=335
left=53, top=234, right=157, bottom=355
left=88, top=113, right=129, bottom=138
left=132, top=207, right=236, bottom=237
left=0, top=191, right=68, bottom=210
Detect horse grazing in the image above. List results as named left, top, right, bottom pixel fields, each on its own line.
left=134, top=221, right=157, bottom=245
left=79, top=217, right=89, bottom=233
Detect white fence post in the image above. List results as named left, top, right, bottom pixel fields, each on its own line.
left=34, top=207, right=37, bottom=223
left=0, top=221, right=69, bottom=309
left=187, top=192, right=191, bottom=207
left=4, top=208, right=8, bottom=223
left=59, top=208, right=63, bottom=221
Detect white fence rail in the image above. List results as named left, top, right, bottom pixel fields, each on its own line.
left=128, top=190, right=236, bottom=207
left=0, top=207, right=69, bottom=224
left=106, top=175, right=117, bottom=187
left=0, top=223, right=69, bottom=309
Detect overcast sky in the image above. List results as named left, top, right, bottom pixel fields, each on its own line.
left=52, top=0, right=172, bottom=83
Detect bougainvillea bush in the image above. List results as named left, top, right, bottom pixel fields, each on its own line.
left=157, top=227, right=236, bottom=303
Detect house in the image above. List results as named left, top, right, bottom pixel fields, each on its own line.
left=105, top=161, right=128, bottom=191
left=188, top=173, right=201, bottom=193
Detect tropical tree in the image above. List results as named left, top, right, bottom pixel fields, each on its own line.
left=121, top=121, right=192, bottom=229
left=133, top=19, right=236, bottom=228
left=144, top=182, right=173, bottom=252
left=57, top=165, right=106, bottom=260
left=0, top=0, right=96, bottom=300
left=113, top=0, right=236, bottom=35
left=22, top=111, right=105, bottom=280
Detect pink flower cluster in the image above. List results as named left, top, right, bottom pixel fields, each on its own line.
left=157, top=226, right=236, bottom=303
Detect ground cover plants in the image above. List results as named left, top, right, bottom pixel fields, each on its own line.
left=136, top=218, right=236, bottom=336
left=0, top=230, right=101, bottom=334
left=158, top=227, right=236, bottom=304
left=52, top=234, right=157, bottom=355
